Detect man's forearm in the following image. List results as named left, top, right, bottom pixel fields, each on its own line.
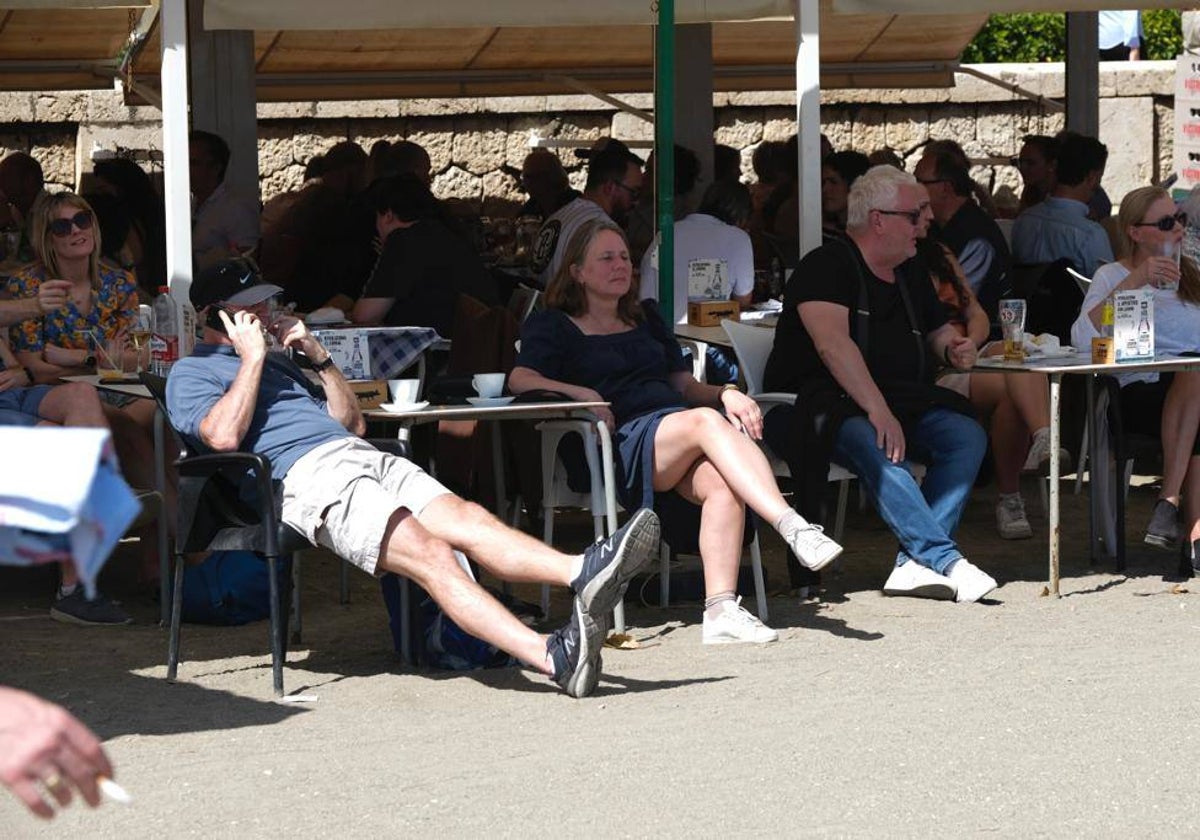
left=0, top=298, right=39, bottom=328
left=304, top=344, right=364, bottom=435
left=817, top=335, right=890, bottom=416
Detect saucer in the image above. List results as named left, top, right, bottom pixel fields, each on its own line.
left=378, top=400, right=429, bottom=414
left=466, top=396, right=516, bottom=408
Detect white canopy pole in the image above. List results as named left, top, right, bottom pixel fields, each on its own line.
left=795, top=0, right=822, bottom=258
left=161, top=0, right=193, bottom=305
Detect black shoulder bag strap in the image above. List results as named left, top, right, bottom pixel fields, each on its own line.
left=842, top=240, right=926, bottom=383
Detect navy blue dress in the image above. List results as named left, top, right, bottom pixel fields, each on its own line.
left=516, top=302, right=690, bottom=510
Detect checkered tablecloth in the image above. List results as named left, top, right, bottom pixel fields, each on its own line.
left=368, top=327, right=442, bottom=379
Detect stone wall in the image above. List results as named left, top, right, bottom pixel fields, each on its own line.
left=0, top=61, right=1178, bottom=213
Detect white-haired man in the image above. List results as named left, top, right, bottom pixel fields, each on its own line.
left=762, top=166, right=997, bottom=603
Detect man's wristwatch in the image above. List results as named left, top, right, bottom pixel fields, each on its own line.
left=311, top=354, right=336, bottom=373
left=83, top=353, right=96, bottom=368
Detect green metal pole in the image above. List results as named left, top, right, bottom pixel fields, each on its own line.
left=655, top=0, right=675, bottom=311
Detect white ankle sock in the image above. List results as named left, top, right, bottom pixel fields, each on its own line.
left=704, top=591, right=736, bottom=620
left=568, top=555, right=584, bottom=587
left=774, top=508, right=807, bottom=536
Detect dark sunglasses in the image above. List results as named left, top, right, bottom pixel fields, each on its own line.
left=1133, top=212, right=1187, bottom=232
left=874, top=208, right=923, bottom=225
left=48, top=210, right=94, bottom=238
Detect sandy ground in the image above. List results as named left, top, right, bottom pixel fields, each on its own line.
left=2, top=476, right=1199, bottom=837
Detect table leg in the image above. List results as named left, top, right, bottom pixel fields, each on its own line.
left=1085, top=376, right=1099, bottom=563
left=490, top=421, right=507, bottom=520
left=154, top=407, right=170, bottom=626
left=1049, top=373, right=1062, bottom=597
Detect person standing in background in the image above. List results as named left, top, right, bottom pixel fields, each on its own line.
left=1098, top=10, right=1143, bottom=61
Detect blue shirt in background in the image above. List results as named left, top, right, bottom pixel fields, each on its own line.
left=1011, top=196, right=1114, bottom=277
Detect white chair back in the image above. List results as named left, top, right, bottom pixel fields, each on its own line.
left=1065, top=266, right=1091, bottom=294
left=721, top=318, right=774, bottom=396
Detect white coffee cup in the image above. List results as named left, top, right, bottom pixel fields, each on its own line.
left=472, top=372, right=506, bottom=398
left=387, top=379, right=421, bottom=404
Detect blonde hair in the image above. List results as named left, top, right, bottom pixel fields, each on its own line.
left=30, top=191, right=102, bottom=289
left=544, top=218, right=643, bottom=325
left=1117, top=185, right=1200, bottom=306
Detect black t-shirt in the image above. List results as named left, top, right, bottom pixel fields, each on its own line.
left=361, top=220, right=499, bottom=336
left=763, top=239, right=946, bottom=395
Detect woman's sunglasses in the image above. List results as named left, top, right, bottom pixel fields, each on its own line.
left=48, top=210, right=94, bottom=238
left=1133, top=211, right=1187, bottom=232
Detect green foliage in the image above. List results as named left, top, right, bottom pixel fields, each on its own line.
left=1142, top=10, right=1182, bottom=61
left=962, top=11, right=1182, bottom=64
left=962, top=14, right=1065, bottom=64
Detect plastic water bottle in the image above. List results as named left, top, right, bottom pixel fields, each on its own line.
left=151, top=287, right=179, bottom=375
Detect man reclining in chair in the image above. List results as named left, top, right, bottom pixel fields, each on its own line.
left=166, top=259, right=660, bottom=698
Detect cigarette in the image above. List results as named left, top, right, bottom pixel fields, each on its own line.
left=98, top=775, right=133, bottom=805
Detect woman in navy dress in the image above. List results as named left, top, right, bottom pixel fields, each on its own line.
left=510, top=218, right=842, bottom=645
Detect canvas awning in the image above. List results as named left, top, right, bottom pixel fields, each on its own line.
left=0, top=4, right=150, bottom=92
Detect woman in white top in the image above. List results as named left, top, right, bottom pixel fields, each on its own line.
left=1070, top=185, right=1200, bottom=559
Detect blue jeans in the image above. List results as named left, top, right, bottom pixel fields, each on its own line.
left=832, top=408, right=986, bottom=574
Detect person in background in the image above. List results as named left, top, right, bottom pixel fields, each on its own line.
left=512, top=219, right=843, bottom=645
left=1011, top=132, right=1113, bottom=276
left=518, top=150, right=579, bottom=221
left=916, top=189, right=1060, bottom=541
left=916, top=143, right=1012, bottom=326
left=260, top=140, right=368, bottom=313
left=868, top=147, right=905, bottom=170
left=189, top=130, right=260, bottom=271
left=351, top=175, right=497, bottom=336
left=1071, top=186, right=1200, bottom=561
left=639, top=179, right=755, bottom=384
left=363, top=140, right=390, bottom=184
left=531, top=139, right=643, bottom=287
left=821, top=150, right=871, bottom=234
left=713, top=144, right=742, bottom=184
left=0, top=685, right=115, bottom=820
left=0, top=151, right=46, bottom=263
left=90, top=158, right=168, bottom=301
left=1013, top=134, right=1059, bottom=214
left=1099, top=10, right=1143, bottom=61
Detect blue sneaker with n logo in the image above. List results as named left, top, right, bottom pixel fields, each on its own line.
left=572, top=508, right=659, bottom=621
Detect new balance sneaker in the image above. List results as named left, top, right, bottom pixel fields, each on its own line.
left=1145, top=499, right=1182, bottom=551
left=945, top=558, right=998, bottom=603
left=546, top=598, right=604, bottom=698
left=996, top=495, right=1033, bottom=540
left=572, top=508, right=660, bottom=620
left=50, top=590, right=132, bottom=626
left=781, top=519, right=843, bottom=572
left=882, top=561, right=956, bottom=600
left=1022, top=428, right=1071, bottom=473
left=702, top=597, right=779, bottom=645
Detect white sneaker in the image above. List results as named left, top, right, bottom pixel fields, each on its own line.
left=702, top=597, right=779, bottom=645
left=995, top=495, right=1033, bottom=540
left=1022, top=428, right=1071, bottom=473
left=945, top=558, right=998, bottom=603
left=881, top=561, right=956, bottom=600
left=782, top=520, right=843, bottom=572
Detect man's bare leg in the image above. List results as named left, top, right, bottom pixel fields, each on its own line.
left=36, top=383, right=106, bottom=427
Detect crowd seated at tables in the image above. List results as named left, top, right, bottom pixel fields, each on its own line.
left=3, top=114, right=1198, bottom=653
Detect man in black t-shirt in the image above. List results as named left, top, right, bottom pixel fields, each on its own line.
left=763, top=165, right=997, bottom=603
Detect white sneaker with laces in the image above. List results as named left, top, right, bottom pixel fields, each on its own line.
left=1022, top=428, right=1071, bottom=473
left=702, top=597, right=779, bottom=645
left=996, top=495, right=1033, bottom=540
left=945, top=558, right=998, bottom=603
left=782, top=520, right=843, bottom=571
left=881, top=561, right=956, bottom=600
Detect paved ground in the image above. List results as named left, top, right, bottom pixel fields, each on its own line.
left=2, top=477, right=1198, bottom=837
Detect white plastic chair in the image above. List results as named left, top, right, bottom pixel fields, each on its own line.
left=721, top=318, right=854, bottom=542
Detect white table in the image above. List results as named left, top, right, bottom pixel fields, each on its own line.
left=674, top=313, right=777, bottom=349
left=62, top=373, right=171, bottom=622
left=973, top=352, right=1200, bottom=595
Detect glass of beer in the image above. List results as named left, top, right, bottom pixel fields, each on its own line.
left=998, top=298, right=1027, bottom=362
left=130, top=305, right=153, bottom=373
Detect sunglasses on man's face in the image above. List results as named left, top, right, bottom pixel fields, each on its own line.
left=48, top=210, right=94, bottom=238
left=1133, top=211, right=1187, bottom=232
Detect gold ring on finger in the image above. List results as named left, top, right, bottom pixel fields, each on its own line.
left=41, top=771, right=65, bottom=793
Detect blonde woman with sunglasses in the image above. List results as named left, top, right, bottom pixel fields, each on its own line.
left=1072, top=185, right=1200, bottom=562
left=3, top=191, right=175, bottom=619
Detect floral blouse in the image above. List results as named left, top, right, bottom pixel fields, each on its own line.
left=5, top=261, right=137, bottom=351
